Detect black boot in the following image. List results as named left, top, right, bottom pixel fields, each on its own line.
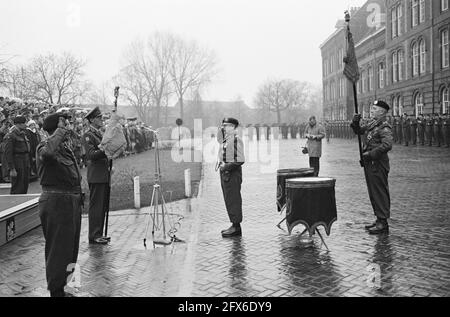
left=368, top=219, right=389, bottom=235
left=221, top=223, right=242, bottom=238
left=364, top=220, right=378, bottom=230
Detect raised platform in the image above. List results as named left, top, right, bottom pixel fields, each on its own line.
left=0, top=194, right=41, bottom=247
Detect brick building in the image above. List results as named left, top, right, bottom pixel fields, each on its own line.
left=321, top=0, right=450, bottom=120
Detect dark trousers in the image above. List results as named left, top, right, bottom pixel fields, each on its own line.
left=418, top=127, right=425, bottom=145
left=220, top=167, right=243, bottom=224
left=10, top=154, right=30, bottom=194
left=309, top=157, right=320, bottom=177
left=444, top=126, right=450, bottom=147
left=88, top=183, right=108, bottom=240
left=402, top=128, right=410, bottom=146
left=433, top=127, right=441, bottom=146
left=426, top=127, right=433, bottom=145
left=364, top=160, right=390, bottom=220
left=39, top=193, right=82, bottom=293
left=410, top=126, right=417, bottom=145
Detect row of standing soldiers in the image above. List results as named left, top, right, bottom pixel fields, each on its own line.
left=391, top=113, right=450, bottom=147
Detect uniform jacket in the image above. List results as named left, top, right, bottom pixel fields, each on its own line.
left=82, top=126, right=109, bottom=184
left=217, top=129, right=245, bottom=173
left=304, top=123, right=325, bottom=158
left=4, top=126, right=30, bottom=170
left=351, top=117, right=393, bottom=162
left=36, top=128, right=81, bottom=190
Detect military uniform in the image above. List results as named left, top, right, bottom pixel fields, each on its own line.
left=402, top=115, right=410, bottom=146
left=351, top=101, right=393, bottom=234
left=433, top=116, right=441, bottom=147
left=217, top=118, right=245, bottom=238
left=410, top=116, right=417, bottom=146
left=4, top=122, right=30, bottom=194
left=443, top=116, right=450, bottom=147
left=37, top=116, right=82, bottom=297
left=82, top=115, right=110, bottom=243
left=425, top=117, right=433, bottom=146
left=392, top=117, right=398, bottom=143
left=417, top=116, right=425, bottom=146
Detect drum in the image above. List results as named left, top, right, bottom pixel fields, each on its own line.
left=276, top=168, right=315, bottom=212
left=285, top=177, right=337, bottom=236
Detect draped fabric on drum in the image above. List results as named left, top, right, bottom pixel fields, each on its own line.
left=276, top=168, right=315, bottom=212
left=285, top=178, right=337, bottom=236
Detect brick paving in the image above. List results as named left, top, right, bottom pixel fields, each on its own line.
left=0, top=138, right=449, bottom=297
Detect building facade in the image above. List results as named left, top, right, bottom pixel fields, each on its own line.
left=321, top=0, right=450, bottom=119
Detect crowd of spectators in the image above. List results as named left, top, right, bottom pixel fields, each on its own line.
left=0, top=96, right=155, bottom=184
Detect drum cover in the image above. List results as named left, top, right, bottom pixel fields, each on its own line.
left=285, top=177, right=337, bottom=236
left=276, top=168, right=315, bottom=212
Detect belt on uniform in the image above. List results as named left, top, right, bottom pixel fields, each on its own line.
left=42, top=186, right=82, bottom=194
left=13, top=152, right=29, bottom=155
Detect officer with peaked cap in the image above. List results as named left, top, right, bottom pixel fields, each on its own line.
left=82, top=107, right=110, bottom=245
left=351, top=100, right=393, bottom=235
left=217, top=117, right=245, bottom=237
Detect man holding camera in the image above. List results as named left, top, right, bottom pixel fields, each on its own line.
left=37, top=113, right=82, bottom=297
left=217, top=118, right=245, bottom=238
left=350, top=100, right=393, bottom=235
left=304, top=116, right=325, bottom=177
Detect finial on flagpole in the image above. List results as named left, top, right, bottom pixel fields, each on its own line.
left=344, top=10, right=350, bottom=23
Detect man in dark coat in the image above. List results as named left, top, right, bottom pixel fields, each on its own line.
left=82, top=107, right=110, bottom=245
left=4, top=116, right=30, bottom=194
left=351, top=100, right=393, bottom=235
left=37, top=113, right=82, bottom=297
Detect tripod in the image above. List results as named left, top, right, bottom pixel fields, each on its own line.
left=143, top=130, right=171, bottom=247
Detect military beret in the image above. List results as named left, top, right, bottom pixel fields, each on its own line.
left=222, top=117, right=239, bottom=127
left=373, top=100, right=390, bottom=111
left=13, top=116, right=26, bottom=124
left=43, top=113, right=69, bottom=132
left=85, top=106, right=102, bottom=121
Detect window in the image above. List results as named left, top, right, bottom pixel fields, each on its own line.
left=442, top=87, right=450, bottom=114
left=442, top=30, right=449, bottom=68
left=419, top=40, right=426, bottom=74
left=420, top=0, right=426, bottom=23
left=362, top=71, right=366, bottom=93
left=443, top=0, right=449, bottom=11
left=414, top=93, right=424, bottom=116
left=398, top=96, right=404, bottom=115
left=398, top=50, right=404, bottom=80
left=392, top=51, right=398, bottom=82
left=392, top=8, right=398, bottom=38
left=397, top=5, right=403, bottom=36
left=368, top=66, right=373, bottom=91
left=412, top=42, right=419, bottom=76
left=378, top=63, right=385, bottom=89
left=392, top=96, right=398, bottom=116
left=412, top=0, right=419, bottom=27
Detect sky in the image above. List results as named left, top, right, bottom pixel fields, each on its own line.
left=0, top=0, right=366, bottom=106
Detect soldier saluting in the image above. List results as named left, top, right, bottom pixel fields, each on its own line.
left=351, top=100, right=393, bottom=235
left=216, top=118, right=245, bottom=238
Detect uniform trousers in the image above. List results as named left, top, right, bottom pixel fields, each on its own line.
left=39, top=192, right=82, bottom=294
left=220, top=167, right=243, bottom=225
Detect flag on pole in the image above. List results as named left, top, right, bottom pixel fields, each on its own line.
left=343, top=30, right=360, bottom=84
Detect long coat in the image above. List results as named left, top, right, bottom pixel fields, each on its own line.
left=304, top=123, right=326, bottom=158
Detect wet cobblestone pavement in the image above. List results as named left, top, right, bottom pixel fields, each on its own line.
left=0, top=139, right=449, bottom=297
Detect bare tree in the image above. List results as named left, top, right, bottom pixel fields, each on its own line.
left=0, top=65, right=34, bottom=100
left=254, top=79, right=310, bottom=125
left=170, top=35, right=218, bottom=120
left=120, top=33, right=174, bottom=127
left=28, top=52, right=87, bottom=104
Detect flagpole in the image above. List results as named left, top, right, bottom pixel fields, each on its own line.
left=344, top=11, right=364, bottom=167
